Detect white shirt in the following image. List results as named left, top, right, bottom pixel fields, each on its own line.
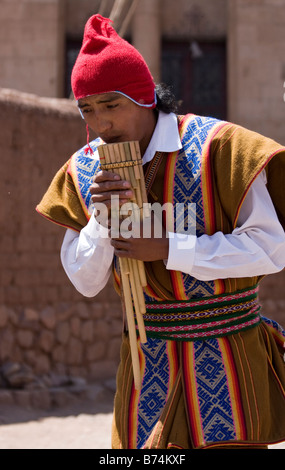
left=60, top=112, right=285, bottom=297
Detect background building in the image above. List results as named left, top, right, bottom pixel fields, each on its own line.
left=1, top=0, right=285, bottom=141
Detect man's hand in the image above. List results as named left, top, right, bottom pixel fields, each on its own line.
left=90, top=170, right=133, bottom=227
left=90, top=172, right=169, bottom=262
left=110, top=213, right=169, bottom=262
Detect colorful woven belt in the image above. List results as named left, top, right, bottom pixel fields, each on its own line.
left=139, top=285, right=261, bottom=342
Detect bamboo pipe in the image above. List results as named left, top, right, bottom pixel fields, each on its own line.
left=98, top=144, right=141, bottom=390
left=98, top=142, right=148, bottom=328
left=117, top=146, right=148, bottom=342
left=119, top=263, right=141, bottom=391
left=97, top=141, right=150, bottom=390
left=104, top=142, right=148, bottom=336
left=122, top=142, right=147, bottom=288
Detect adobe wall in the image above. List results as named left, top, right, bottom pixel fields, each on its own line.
left=0, top=88, right=284, bottom=402
left=0, top=0, right=65, bottom=98
left=0, top=88, right=122, bottom=389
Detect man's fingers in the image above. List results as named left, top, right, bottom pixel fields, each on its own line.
left=91, top=190, right=132, bottom=204
left=93, top=170, right=131, bottom=187
left=93, top=170, right=120, bottom=182
left=110, top=238, right=131, bottom=257
left=90, top=179, right=132, bottom=195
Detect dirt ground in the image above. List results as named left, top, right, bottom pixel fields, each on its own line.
left=0, top=382, right=283, bottom=450
left=0, top=382, right=115, bottom=449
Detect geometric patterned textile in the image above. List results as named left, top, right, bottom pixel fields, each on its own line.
left=192, top=339, right=236, bottom=442
left=69, top=138, right=102, bottom=216
left=128, top=335, right=247, bottom=448
left=182, top=338, right=246, bottom=447
left=128, top=337, right=178, bottom=449
left=142, top=285, right=261, bottom=341
left=137, top=338, right=169, bottom=448
left=173, top=116, right=220, bottom=237
left=164, top=114, right=227, bottom=300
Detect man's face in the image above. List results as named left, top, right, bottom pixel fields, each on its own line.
left=77, top=92, right=156, bottom=155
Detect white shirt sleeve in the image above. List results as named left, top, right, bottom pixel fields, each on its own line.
left=61, top=171, right=285, bottom=297
left=60, top=211, right=114, bottom=297
left=166, top=171, right=285, bottom=280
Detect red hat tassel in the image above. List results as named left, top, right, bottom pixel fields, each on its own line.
left=84, top=124, right=94, bottom=155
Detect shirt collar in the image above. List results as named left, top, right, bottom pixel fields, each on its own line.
left=142, top=111, right=182, bottom=164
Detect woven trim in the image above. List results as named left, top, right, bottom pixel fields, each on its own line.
left=137, top=286, right=261, bottom=341
left=145, top=285, right=258, bottom=312
left=101, top=159, right=143, bottom=170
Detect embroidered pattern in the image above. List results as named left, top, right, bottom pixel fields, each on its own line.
left=129, top=338, right=172, bottom=449
left=70, top=139, right=102, bottom=215
left=194, top=339, right=237, bottom=442
left=145, top=285, right=259, bottom=312
left=164, top=115, right=226, bottom=300
left=182, top=338, right=246, bottom=446
left=142, top=311, right=261, bottom=341
left=175, top=117, right=218, bottom=298
left=140, top=286, right=261, bottom=341
left=174, top=117, right=218, bottom=235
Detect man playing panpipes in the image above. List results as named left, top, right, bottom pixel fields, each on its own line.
left=37, top=14, right=285, bottom=449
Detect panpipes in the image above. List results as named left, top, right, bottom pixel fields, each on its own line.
left=97, top=141, right=149, bottom=390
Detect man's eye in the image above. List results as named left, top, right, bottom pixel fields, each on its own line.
left=107, top=104, right=118, bottom=109
left=82, top=109, right=92, bottom=114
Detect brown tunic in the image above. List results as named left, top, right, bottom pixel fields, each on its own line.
left=36, top=119, right=285, bottom=448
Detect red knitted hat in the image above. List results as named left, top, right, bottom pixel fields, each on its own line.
left=71, top=14, right=156, bottom=108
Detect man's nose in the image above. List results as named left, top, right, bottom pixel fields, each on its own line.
left=93, top=112, right=112, bottom=134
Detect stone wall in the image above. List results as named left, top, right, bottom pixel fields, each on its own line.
left=0, top=89, right=122, bottom=396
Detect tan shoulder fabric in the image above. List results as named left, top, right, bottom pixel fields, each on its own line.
left=36, top=160, right=89, bottom=233
left=211, top=123, right=285, bottom=231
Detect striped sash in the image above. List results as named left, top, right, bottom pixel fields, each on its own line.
left=138, top=286, right=261, bottom=341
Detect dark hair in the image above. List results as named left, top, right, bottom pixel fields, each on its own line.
left=155, top=83, right=179, bottom=114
